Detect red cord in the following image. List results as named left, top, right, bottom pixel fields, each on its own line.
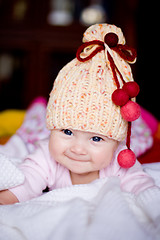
left=126, top=122, right=132, bottom=149
left=107, top=52, right=120, bottom=88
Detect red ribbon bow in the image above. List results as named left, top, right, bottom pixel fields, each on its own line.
left=76, top=33, right=137, bottom=89
left=76, top=33, right=137, bottom=64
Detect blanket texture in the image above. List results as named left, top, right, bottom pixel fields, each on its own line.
left=0, top=176, right=160, bottom=240
left=0, top=99, right=159, bottom=240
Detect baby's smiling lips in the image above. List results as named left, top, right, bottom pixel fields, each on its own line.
left=64, top=153, right=89, bottom=162
left=70, top=158, right=89, bottom=162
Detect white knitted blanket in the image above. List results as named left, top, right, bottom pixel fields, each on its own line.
left=0, top=175, right=160, bottom=240
left=0, top=134, right=160, bottom=240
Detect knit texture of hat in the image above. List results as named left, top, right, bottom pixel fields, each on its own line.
left=46, top=24, right=135, bottom=141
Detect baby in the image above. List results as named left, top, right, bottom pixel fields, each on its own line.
left=0, top=23, right=155, bottom=204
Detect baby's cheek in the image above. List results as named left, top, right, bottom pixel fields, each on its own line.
left=102, top=158, right=112, bottom=169
left=49, top=137, right=58, bottom=157
left=99, top=151, right=114, bottom=169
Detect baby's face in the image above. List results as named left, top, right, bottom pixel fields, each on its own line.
left=49, top=129, right=118, bottom=175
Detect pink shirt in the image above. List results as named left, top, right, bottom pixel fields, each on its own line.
left=10, top=139, right=155, bottom=202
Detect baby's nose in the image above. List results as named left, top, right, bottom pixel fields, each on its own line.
left=70, top=142, right=87, bottom=155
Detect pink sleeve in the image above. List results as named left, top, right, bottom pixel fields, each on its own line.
left=120, top=161, right=155, bottom=195
left=103, top=143, right=156, bottom=195
left=9, top=140, right=56, bottom=202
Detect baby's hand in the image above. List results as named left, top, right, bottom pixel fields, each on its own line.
left=0, top=190, right=19, bottom=205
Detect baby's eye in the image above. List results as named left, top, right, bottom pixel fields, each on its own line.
left=62, top=129, right=73, bottom=136
left=91, top=136, right=103, bottom=142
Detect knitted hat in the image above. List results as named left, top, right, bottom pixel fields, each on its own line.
left=46, top=23, right=140, bottom=168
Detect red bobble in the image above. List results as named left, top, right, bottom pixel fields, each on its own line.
left=120, top=100, right=141, bottom=122
left=122, top=82, right=140, bottom=98
left=118, top=149, right=136, bottom=168
left=112, top=82, right=140, bottom=109
left=104, top=32, right=118, bottom=48
left=112, top=89, right=129, bottom=106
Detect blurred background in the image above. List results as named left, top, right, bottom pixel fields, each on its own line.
left=0, top=0, right=159, bottom=119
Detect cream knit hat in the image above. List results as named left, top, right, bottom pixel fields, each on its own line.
left=46, top=24, right=140, bottom=168
left=46, top=23, right=140, bottom=167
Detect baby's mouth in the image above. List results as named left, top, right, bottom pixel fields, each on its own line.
left=64, top=153, right=90, bottom=162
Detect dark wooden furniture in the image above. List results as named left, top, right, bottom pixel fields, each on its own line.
left=0, top=0, right=86, bottom=109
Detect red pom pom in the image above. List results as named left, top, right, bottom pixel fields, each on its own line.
left=112, top=89, right=129, bottom=106
left=122, top=82, right=140, bottom=98
left=104, top=32, right=118, bottom=47
left=118, top=149, right=136, bottom=168
left=121, top=100, right=141, bottom=121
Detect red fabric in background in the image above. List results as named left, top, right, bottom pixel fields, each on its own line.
left=138, top=107, right=160, bottom=164
left=138, top=137, right=160, bottom=164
